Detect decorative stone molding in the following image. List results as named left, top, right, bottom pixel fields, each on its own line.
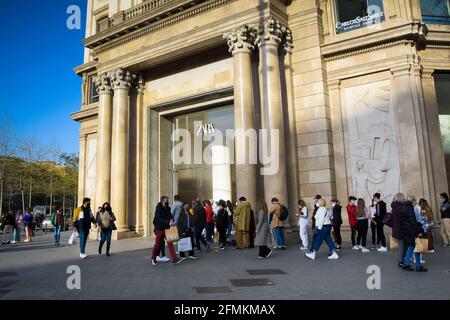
left=324, top=39, right=415, bottom=62
left=109, top=68, right=136, bottom=90
left=327, top=79, right=341, bottom=90
left=136, top=75, right=146, bottom=94
left=224, top=25, right=258, bottom=55
left=390, top=64, right=412, bottom=78
left=256, top=18, right=284, bottom=48
left=280, top=26, right=293, bottom=55
left=95, top=73, right=113, bottom=94
left=421, top=67, right=435, bottom=79
left=89, top=0, right=236, bottom=53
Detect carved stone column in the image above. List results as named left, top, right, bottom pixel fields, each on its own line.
left=280, top=26, right=299, bottom=218
left=224, top=25, right=258, bottom=209
left=257, top=18, right=288, bottom=204
left=94, top=73, right=113, bottom=210
left=135, top=76, right=146, bottom=235
left=109, top=68, right=136, bottom=234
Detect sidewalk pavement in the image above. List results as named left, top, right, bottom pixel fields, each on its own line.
left=0, top=229, right=449, bottom=300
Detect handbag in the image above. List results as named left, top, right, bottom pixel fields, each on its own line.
left=389, top=235, right=399, bottom=250
left=110, top=221, right=117, bottom=231
left=177, top=236, right=193, bottom=252
left=165, top=226, right=179, bottom=243
left=414, top=237, right=428, bottom=253
left=383, top=212, right=394, bottom=227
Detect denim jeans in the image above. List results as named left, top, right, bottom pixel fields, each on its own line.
left=311, top=225, right=336, bottom=253
left=78, top=229, right=88, bottom=254
left=404, top=245, right=422, bottom=268
left=273, top=227, right=286, bottom=247
left=54, top=225, right=62, bottom=242
left=227, top=223, right=232, bottom=239
left=13, top=227, right=21, bottom=242
left=99, top=228, right=112, bottom=254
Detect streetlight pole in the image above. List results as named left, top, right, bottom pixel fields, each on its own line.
left=20, top=179, right=25, bottom=214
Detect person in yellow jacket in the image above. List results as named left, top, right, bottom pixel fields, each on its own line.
left=235, top=196, right=252, bottom=249
left=72, top=198, right=94, bottom=259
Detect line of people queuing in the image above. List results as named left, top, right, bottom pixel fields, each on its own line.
left=1, top=208, right=42, bottom=244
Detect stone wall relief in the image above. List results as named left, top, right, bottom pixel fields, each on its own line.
left=344, top=79, right=401, bottom=206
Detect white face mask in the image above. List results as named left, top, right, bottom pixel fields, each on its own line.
left=316, top=202, right=320, bottom=208
left=352, top=200, right=357, bottom=205
left=331, top=203, right=336, bottom=208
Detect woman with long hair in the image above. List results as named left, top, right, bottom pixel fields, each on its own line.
left=296, top=199, right=309, bottom=250
left=391, top=193, right=406, bottom=266
left=255, top=199, right=272, bottom=258
left=226, top=200, right=234, bottom=243
left=356, top=198, right=370, bottom=252
left=369, top=198, right=378, bottom=250
left=418, top=198, right=434, bottom=252
left=98, top=202, right=116, bottom=257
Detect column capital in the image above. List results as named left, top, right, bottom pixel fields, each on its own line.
left=421, top=67, right=435, bottom=79
left=109, top=68, right=136, bottom=90
left=390, top=64, right=411, bottom=78
left=224, top=25, right=258, bottom=55
left=280, top=26, right=294, bottom=55
left=95, top=73, right=112, bottom=94
left=327, top=79, right=341, bottom=90
left=256, top=18, right=284, bottom=48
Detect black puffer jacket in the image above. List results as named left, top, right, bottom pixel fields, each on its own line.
left=153, top=203, right=173, bottom=232
left=401, top=201, right=421, bottom=246
left=193, top=204, right=206, bottom=228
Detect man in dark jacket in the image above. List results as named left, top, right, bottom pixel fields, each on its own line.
left=193, top=200, right=209, bottom=251
left=373, top=193, right=387, bottom=251
left=151, top=196, right=183, bottom=265
left=1, top=212, right=15, bottom=245
left=440, top=192, right=450, bottom=247
left=330, top=199, right=342, bottom=250
left=72, top=198, right=95, bottom=259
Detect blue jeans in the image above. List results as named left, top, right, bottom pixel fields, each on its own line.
left=99, top=228, right=112, bottom=254
left=404, top=245, right=422, bottom=268
left=273, top=227, right=286, bottom=247
left=311, top=225, right=336, bottom=253
left=78, top=229, right=88, bottom=254
left=54, top=225, right=62, bottom=242
left=13, top=227, right=21, bottom=242
left=227, top=223, right=232, bottom=238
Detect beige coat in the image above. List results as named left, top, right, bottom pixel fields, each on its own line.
left=270, top=203, right=283, bottom=228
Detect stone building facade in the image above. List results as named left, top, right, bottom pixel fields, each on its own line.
left=72, top=0, right=450, bottom=238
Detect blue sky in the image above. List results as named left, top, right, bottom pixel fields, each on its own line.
left=0, top=0, right=87, bottom=155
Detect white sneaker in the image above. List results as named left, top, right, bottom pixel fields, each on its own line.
left=328, top=251, right=339, bottom=260
left=428, top=250, right=435, bottom=253
left=305, top=252, right=316, bottom=260
left=377, top=246, right=387, bottom=252
left=352, top=245, right=360, bottom=250
left=162, top=256, right=170, bottom=263
left=300, top=246, right=308, bottom=250
left=80, top=253, right=87, bottom=259
left=156, top=256, right=163, bottom=262
left=10, top=241, right=16, bottom=244
left=361, top=247, right=370, bottom=253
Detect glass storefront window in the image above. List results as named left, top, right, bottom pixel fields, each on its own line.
left=434, top=73, right=450, bottom=190
left=420, top=0, right=450, bottom=25
left=334, top=0, right=385, bottom=34
left=160, top=105, right=236, bottom=203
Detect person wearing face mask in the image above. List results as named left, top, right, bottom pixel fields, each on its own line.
left=97, top=202, right=116, bottom=257
left=296, top=200, right=309, bottom=250
left=330, top=199, right=342, bottom=250
left=311, top=195, right=322, bottom=230
left=151, top=196, right=183, bottom=266
left=72, top=198, right=95, bottom=259
left=439, top=192, right=450, bottom=247
left=369, top=198, right=378, bottom=250
left=347, top=196, right=358, bottom=249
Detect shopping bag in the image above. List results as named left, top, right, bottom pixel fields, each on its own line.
left=389, top=235, right=398, bottom=250
left=68, top=230, right=78, bottom=245
left=178, top=237, right=192, bottom=252
left=414, top=237, right=428, bottom=253
left=165, top=226, right=179, bottom=243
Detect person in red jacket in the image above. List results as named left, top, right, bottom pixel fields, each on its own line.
left=204, top=200, right=215, bottom=243
left=347, top=196, right=358, bottom=249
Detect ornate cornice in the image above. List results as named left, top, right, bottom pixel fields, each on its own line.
left=256, top=18, right=284, bottom=48
left=324, top=39, right=415, bottom=62
left=95, top=73, right=112, bottom=94
left=224, top=25, right=258, bottom=55
left=109, top=68, right=136, bottom=90
left=90, top=0, right=236, bottom=54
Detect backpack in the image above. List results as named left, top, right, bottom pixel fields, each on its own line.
left=279, top=204, right=289, bottom=221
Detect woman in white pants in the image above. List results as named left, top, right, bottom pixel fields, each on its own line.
left=296, top=200, right=309, bottom=250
